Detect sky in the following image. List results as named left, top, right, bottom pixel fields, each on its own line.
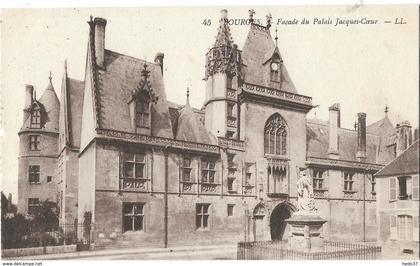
left=1, top=5, right=419, bottom=202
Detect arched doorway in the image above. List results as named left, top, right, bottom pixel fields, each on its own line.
left=270, top=202, right=294, bottom=241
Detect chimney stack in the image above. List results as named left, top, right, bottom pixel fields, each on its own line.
left=93, top=17, right=107, bottom=68
left=23, top=84, right=34, bottom=123
left=328, top=103, right=340, bottom=159
left=356, top=112, right=367, bottom=161
left=396, top=121, right=412, bottom=156
left=154, top=52, right=164, bottom=75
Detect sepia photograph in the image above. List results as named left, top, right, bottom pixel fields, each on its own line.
left=0, top=2, right=419, bottom=262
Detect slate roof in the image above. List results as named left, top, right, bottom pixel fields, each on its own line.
left=375, top=140, right=419, bottom=177
left=96, top=50, right=173, bottom=138
left=22, top=79, right=60, bottom=132
left=241, top=24, right=297, bottom=93
left=175, top=102, right=217, bottom=144
left=306, top=119, right=387, bottom=164
left=366, top=115, right=396, bottom=164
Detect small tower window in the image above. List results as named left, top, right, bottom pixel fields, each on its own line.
left=29, top=135, right=40, bottom=151
left=31, top=109, right=41, bottom=128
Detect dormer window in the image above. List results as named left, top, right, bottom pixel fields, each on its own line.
left=31, top=108, right=41, bottom=128
left=135, top=91, right=151, bottom=129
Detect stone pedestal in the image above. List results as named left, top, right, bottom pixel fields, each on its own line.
left=285, top=212, right=327, bottom=252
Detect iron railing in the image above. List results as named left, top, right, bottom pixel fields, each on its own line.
left=237, top=240, right=382, bottom=260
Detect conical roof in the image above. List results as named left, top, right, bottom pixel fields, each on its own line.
left=38, top=77, right=60, bottom=132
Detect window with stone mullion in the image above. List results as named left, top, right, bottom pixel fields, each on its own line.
left=124, top=153, right=145, bottom=179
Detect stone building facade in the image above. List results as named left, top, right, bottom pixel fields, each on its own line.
left=17, top=10, right=416, bottom=248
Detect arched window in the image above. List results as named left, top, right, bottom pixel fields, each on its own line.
left=264, top=114, right=287, bottom=155
left=135, top=90, right=151, bottom=129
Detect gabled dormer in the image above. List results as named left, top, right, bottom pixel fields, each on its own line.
left=128, top=63, right=158, bottom=135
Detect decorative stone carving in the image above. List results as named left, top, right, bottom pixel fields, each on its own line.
left=218, top=137, right=245, bottom=151
left=182, top=182, right=193, bottom=192
left=240, top=83, right=313, bottom=106
left=96, top=128, right=219, bottom=154
left=201, top=183, right=218, bottom=193
left=120, top=178, right=148, bottom=191
left=227, top=116, right=236, bottom=128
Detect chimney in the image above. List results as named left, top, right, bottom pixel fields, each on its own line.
left=23, top=84, right=34, bottom=123
left=93, top=17, right=107, bottom=68
left=356, top=112, right=367, bottom=161
left=7, top=193, right=12, bottom=210
left=154, top=52, right=164, bottom=75
left=396, top=121, right=412, bottom=156
left=414, top=128, right=419, bottom=142
left=328, top=103, right=340, bottom=159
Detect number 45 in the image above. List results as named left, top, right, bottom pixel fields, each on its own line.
left=202, top=19, right=212, bottom=26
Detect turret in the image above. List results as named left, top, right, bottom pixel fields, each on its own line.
left=203, top=9, right=242, bottom=139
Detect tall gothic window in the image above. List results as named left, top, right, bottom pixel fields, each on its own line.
left=264, top=114, right=287, bottom=156
left=136, top=91, right=151, bottom=129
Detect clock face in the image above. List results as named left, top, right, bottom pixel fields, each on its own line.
left=271, top=62, right=279, bottom=71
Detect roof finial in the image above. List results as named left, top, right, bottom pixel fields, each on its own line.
left=266, top=13, right=272, bottom=29
left=385, top=105, right=389, bottom=116
left=275, top=27, right=278, bottom=47
left=186, top=86, right=190, bottom=105
left=49, top=71, right=52, bottom=82
left=64, top=59, right=67, bottom=72
left=248, top=9, right=255, bottom=24
left=33, top=88, right=37, bottom=100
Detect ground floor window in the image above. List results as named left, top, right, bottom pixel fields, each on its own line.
left=398, top=215, right=413, bottom=240
left=28, top=198, right=40, bottom=215
left=196, top=203, right=210, bottom=229
left=123, top=203, right=144, bottom=232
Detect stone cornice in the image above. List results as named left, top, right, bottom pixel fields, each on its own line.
left=306, top=156, right=384, bottom=172
left=239, top=83, right=313, bottom=113
left=96, top=128, right=220, bottom=154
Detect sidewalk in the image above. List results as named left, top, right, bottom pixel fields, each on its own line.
left=3, top=244, right=238, bottom=260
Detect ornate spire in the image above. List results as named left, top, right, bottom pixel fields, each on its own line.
left=130, top=62, right=158, bottom=104
left=214, top=9, right=234, bottom=47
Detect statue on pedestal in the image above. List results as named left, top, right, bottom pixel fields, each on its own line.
left=296, top=168, right=316, bottom=214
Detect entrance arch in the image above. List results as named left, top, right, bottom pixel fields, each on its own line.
left=252, top=203, right=268, bottom=241
left=270, top=202, right=295, bottom=241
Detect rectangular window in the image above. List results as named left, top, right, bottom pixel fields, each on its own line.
left=227, top=204, right=234, bottom=217
left=227, top=103, right=234, bottom=117
left=398, top=215, right=413, bottom=240
left=47, top=176, right=52, bottom=183
left=28, top=198, right=40, bottom=215
left=226, top=77, right=232, bottom=90
left=136, top=101, right=150, bottom=128
left=226, top=131, right=234, bottom=139
left=29, top=135, right=40, bottom=151
left=398, top=176, right=412, bottom=200
left=312, top=168, right=326, bottom=190
left=227, top=177, right=235, bottom=191
left=201, top=159, right=216, bottom=183
left=31, top=109, right=41, bottom=128
left=414, top=216, right=419, bottom=241
left=182, top=157, right=192, bottom=182
left=344, top=172, right=355, bottom=191
left=123, top=152, right=145, bottom=178
left=196, top=203, right=210, bottom=229
left=29, top=165, right=40, bottom=184
left=123, top=203, right=144, bottom=232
